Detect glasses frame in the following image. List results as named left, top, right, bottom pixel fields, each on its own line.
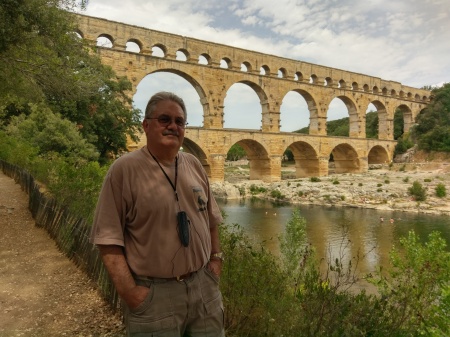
left=146, top=114, right=188, bottom=128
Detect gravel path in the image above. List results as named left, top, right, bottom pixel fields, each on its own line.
left=0, top=171, right=125, bottom=337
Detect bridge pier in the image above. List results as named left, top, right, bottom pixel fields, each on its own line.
left=208, top=154, right=226, bottom=183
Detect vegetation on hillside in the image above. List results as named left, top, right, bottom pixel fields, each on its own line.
left=412, top=83, right=450, bottom=152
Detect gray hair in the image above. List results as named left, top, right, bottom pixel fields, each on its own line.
left=144, top=91, right=187, bottom=119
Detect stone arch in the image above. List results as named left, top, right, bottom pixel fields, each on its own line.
left=182, top=138, right=211, bottom=176
left=395, top=104, right=413, bottom=135
left=260, top=65, right=270, bottom=75
left=278, top=67, right=287, bottom=78
left=134, top=68, right=209, bottom=125
left=285, top=89, right=319, bottom=134
left=391, top=89, right=397, bottom=97
left=220, top=57, right=231, bottom=69
left=199, top=53, right=211, bottom=65
left=373, top=86, right=379, bottom=94
left=382, top=87, right=388, bottom=95
left=363, top=84, right=369, bottom=92
left=152, top=43, right=167, bottom=57
left=228, top=139, right=271, bottom=180
left=241, top=61, right=252, bottom=72
left=126, top=38, right=142, bottom=53
left=73, top=28, right=84, bottom=39
left=310, top=74, right=318, bottom=84
left=352, top=82, right=359, bottom=90
left=369, top=100, right=387, bottom=140
left=324, top=77, right=333, bottom=87
left=288, top=141, right=320, bottom=177
left=368, top=145, right=389, bottom=165
left=222, top=80, right=269, bottom=130
left=338, top=79, right=346, bottom=89
left=294, top=71, right=304, bottom=81
left=176, top=48, right=190, bottom=61
left=330, top=143, right=360, bottom=174
left=328, top=95, right=359, bottom=137
left=97, top=34, right=114, bottom=48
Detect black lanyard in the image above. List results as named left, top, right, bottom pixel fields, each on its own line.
left=149, top=150, right=179, bottom=202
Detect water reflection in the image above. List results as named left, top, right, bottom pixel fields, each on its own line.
left=218, top=198, right=450, bottom=276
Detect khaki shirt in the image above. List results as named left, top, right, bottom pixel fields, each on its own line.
left=90, top=148, right=223, bottom=278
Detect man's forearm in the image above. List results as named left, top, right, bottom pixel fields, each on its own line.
left=209, top=225, right=221, bottom=254
left=98, top=245, right=148, bottom=308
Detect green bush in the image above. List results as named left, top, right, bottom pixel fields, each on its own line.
left=310, top=177, right=321, bottom=182
left=436, top=183, right=447, bottom=198
left=270, top=189, right=284, bottom=199
left=408, top=180, right=427, bottom=201
left=249, top=184, right=267, bottom=195
left=368, top=231, right=450, bottom=336
left=424, top=178, right=432, bottom=182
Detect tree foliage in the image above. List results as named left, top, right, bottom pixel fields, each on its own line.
left=226, top=143, right=246, bottom=161
left=0, top=0, right=142, bottom=161
left=5, top=104, right=99, bottom=165
left=412, top=83, right=450, bottom=152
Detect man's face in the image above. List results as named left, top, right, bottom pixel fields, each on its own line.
left=143, top=100, right=186, bottom=152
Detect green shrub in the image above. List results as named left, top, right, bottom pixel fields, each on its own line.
left=384, top=179, right=390, bottom=184
left=310, top=177, right=321, bottom=182
left=408, top=180, right=427, bottom=201
left=332, top=179, right=340, bottom=185
left=377, top=183, right=382, bottom=187
left=436, top=183, right=446, bottom=198
left=270, top=189, right=284, bottom=199
left=358, top=182, right=363, bottom=186
left=403, top=177, right=410, bottom=183
left=368, top=231, right=450, bottom=336
left=424, top=178, right=432, bottom=182
left=249, top=184, right=267, bottom=195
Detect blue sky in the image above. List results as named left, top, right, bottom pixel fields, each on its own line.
left=81, top=0, right=449, bottom=131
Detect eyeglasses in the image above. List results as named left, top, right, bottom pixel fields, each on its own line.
left=146, top=114, right=188, bottom=128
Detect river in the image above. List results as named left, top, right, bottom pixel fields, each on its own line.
left=217, top=198, right=450, bottom=279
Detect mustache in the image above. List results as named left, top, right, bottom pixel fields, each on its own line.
left=162, top=130, right=179, bottom=136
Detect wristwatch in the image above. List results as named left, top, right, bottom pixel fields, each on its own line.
left=210, top=252, right=224, bottom=262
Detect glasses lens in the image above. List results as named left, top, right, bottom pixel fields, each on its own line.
left=152, top=115, right=186, bottom=128
left=157, top=115, right=172, bottom=125
left=175, top=118, right=186, bottom=127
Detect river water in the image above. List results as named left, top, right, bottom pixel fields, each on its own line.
left=217, top=198, right=450, bottom=278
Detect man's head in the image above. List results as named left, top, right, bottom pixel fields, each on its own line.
left=143, top=92, right=187, bottom=157
left=145, top=91, right=187, bottom=120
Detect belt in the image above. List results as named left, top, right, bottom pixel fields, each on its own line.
left=140, top=270, right=196, bottom=282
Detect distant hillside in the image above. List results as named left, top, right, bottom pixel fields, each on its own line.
left=295, top=111, right=378, bottom=137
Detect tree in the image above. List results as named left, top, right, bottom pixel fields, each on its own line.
left=412, top=83, right=450, bottom=152
left=227, top=144, right=246, bottom=161
left=0, top=0, right=142, bottom=161
left=6, top=104, right=99, bottom=165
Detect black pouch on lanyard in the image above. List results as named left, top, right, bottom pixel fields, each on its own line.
left=177, top=211, right=190, bottom=247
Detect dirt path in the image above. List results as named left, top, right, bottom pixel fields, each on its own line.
left=0, top=171, right=125, bottom=337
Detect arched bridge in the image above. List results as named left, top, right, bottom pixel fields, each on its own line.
left=74, top=14, right=431, bottom=182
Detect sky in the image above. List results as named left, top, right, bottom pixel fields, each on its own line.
left=80, top=0, right=450, bottom=131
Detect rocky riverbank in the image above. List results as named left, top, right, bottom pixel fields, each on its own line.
left=212, top=152, right=450, bottom=216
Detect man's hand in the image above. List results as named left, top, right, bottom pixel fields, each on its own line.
left=123, top=285, right=150, bottom=309
left=208, top=258, right=222, bottom=277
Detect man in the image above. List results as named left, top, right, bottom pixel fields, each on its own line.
left=90, top=91, right=225, bottom=336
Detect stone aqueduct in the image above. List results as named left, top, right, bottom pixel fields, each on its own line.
left=75, top=14, right=431, bottom=183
